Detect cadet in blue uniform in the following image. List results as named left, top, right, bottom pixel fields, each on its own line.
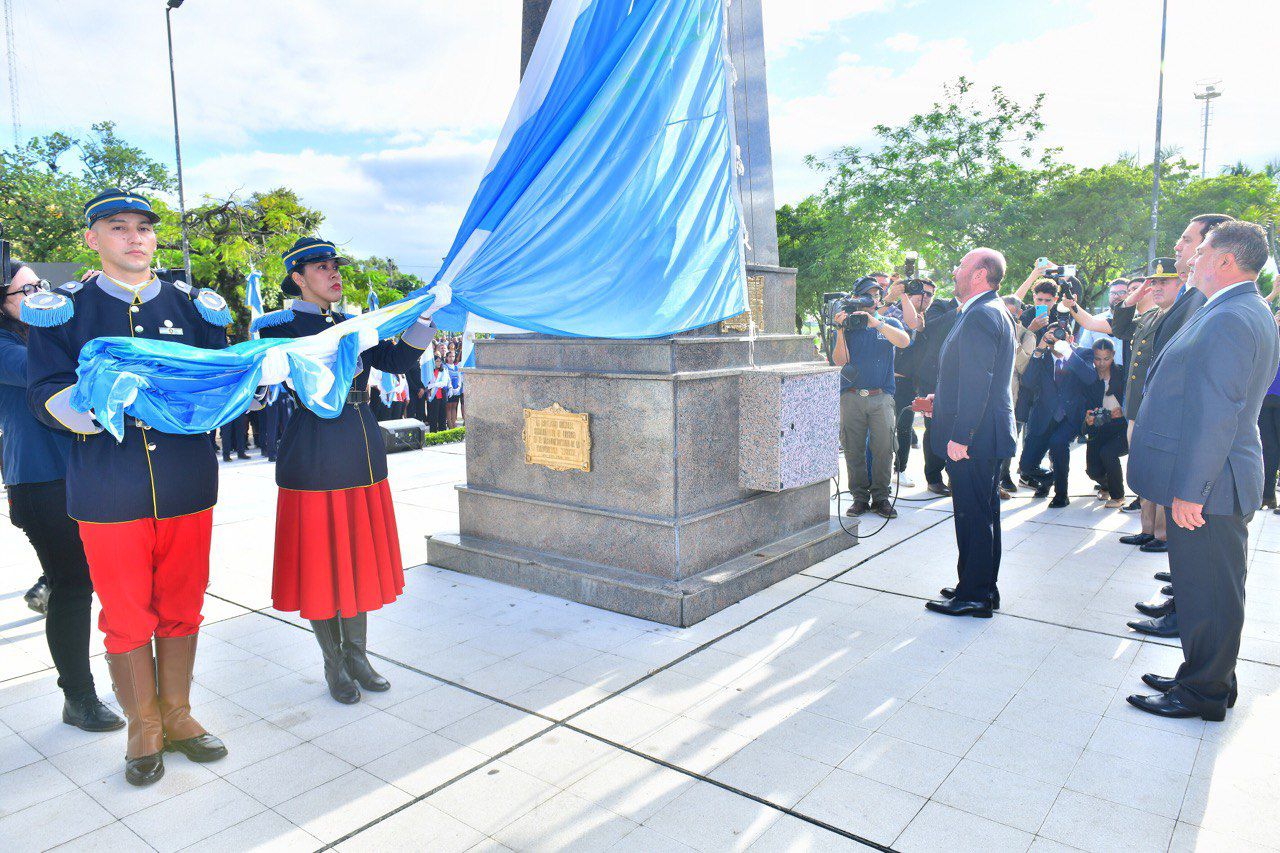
left=23, top=190, right=231, bottom=787
left=253, top=237, right=438, bottom=703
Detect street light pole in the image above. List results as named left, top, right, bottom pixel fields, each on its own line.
left=164, top=0, right=193, bottom=287
left=1147, top=0, right=1168, bottom=266
left=1194, top=80, right=1223, bottom=180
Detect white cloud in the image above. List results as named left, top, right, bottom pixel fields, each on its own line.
left=15, top=1, right=519, bottom=143
left=761, top=0, right=893, bottom=57
left=883, top=32, right=921, bottom=52
left=188, top=133, right=494, bottom=273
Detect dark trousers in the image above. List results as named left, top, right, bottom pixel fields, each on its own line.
left=8, top=480, right=96, bottom=700
left=1168, top=512, right=1249, bottom=712
left=1085, top=432, right=1126, bottom=499
left=946, top=456, right=1002, bottom=601
left=257, top=399, right=284, bottom=460
left=1020, top=418, right=1076, bottom=497
left=220, top=413, right=249, bottom=459
left=1260, top=397, right=1280, bottom=505
left=426, top=395, right=448, bottom=432
left=999, top=422, right=1025, bottom=484
left=409, top=396, right=427, bottom=424
left=921, top=417, right=947, bottom=486
left=892, top=381, right=915, bottom=473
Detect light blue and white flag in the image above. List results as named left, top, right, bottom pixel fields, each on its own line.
left=430, top=0, right=747, bottom=339
left=69, top=0, right=746, bottom=437
left=245, top=269, right=264, bottom=338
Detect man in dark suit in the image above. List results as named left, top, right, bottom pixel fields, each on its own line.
left=925, top=248, right=1017, bottom=618
left=1128, top=214, right=1236, bottom=637
left=1127, top=222, right=1279, bottom=721
left=1017, top=332, right=1097, bottom=508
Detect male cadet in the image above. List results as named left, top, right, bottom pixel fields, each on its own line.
left=24, top=190, right=231, bottom=786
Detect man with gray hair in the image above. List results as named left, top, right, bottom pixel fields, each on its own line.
left=1127, top=221, right=1280, bottom=720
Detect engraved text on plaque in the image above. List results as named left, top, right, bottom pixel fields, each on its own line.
left=523, top=403, right=592, bottom=472
left=719, top=275, right=766, bottom=334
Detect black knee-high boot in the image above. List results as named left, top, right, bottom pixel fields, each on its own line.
left=340, top=613, right=390, bottom=692
left=310, top=618, right=360, bottom=704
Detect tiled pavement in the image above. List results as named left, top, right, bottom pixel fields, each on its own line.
left=3, top=438, right=1280, bottom=852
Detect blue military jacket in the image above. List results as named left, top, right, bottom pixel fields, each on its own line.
left=24, top=274, right=229, bottom=523
left=254, top=301, right=433, bottom=491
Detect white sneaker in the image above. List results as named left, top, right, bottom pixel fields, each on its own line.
left=897, top=473, right=916, bottom=488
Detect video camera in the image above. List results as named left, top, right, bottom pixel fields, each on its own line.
left=824, top=275, right=884, bottom=335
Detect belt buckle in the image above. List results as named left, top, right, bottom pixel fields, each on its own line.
left=858, top=389, right=870, bottom=397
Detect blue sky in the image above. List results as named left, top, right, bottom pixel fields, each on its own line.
left=8, top=0, right=1278, bottom=274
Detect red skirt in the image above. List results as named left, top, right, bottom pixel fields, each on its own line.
left=272, top=480, right=404, bottom=620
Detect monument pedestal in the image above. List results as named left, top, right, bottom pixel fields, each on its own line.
left=426, top=330, right=853, bottom=627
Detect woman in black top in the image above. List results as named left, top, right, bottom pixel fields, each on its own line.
left=253, top=238, right=437, bottom=703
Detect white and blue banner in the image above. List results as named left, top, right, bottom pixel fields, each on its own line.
left=69, top=0, right=746, bottom=437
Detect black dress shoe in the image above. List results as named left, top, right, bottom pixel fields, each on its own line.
left=1048, top=494, right=1069, bottom=508
left=62, top=695, right=125, bottom=733
left=125, top=752, right=165, bottom=787
left=1120, top=497, right=1142, bottom=513
left=165, top=732, right=228, bottom=762
left=1154, top=571, right=1172, bottom=582
left=1000, top=476, right=1018, bottom=492
left=926, top=482, right=951, bottom=497
left=846, top=500, right=870, bottom=517
left=1160, top=583, right=1174, bottom=596
left=925, top=597, right=993, bottom=618
left=1127, top=612, right=1179, bottom=638
left=1141, top=673, right=1237, bottom=707
left=1033, top=483, right=1051, bottom=498
left=1119, top=532, right=1155, bottom=546
left=940, top=586, right=1000, bottom=609
left=236, top=452, right=251, bottom=460
left=1134, top=598, right=1175, bottom=618
left=1139, top=539, right=1168, bottom=553
left=1127, top=691, right=1225, bottom=722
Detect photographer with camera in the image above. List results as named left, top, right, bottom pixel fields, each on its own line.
left=831, top=276, right=911, bottom=519
left=883, top=273, right=933, bottom=486
left=1017, top=322, right=1097, bottom=507
left=1083, top=339, right=1128, bottom=507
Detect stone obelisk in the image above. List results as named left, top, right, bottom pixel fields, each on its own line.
left=426, top=1, right=847, bottom=627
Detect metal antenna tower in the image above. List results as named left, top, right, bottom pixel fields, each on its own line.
left=1194, top=79, right=1223, bottom=179
left=3, top=0, right=19, bottom=150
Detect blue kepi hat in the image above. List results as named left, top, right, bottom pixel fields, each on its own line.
left=281, top=237, right=349, bottom=296
left=83, top=189, right=161, bottom=227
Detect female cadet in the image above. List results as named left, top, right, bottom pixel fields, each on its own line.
left=253, top=237, right=438, bottom=703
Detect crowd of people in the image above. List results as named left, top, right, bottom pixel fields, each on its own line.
left=911, top=215, right=1278, bottom=726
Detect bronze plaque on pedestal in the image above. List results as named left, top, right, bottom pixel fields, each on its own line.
left=523, top=403, right=591, bottom=472
left=719, top=275, right=766, bottom=334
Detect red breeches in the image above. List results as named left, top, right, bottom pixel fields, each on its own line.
left=77, top=510, right=213, bottom=654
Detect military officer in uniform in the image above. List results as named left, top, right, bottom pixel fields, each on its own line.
left=252, top=237, right=442, bottom=703
left=24, top=190, right=231, bottom=786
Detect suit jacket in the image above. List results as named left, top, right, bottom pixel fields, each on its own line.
left=1020, top=345, right=1098, bottom=439
left=930, top=290, right=1017, bottom=460
left=906, top=299, right=959, bottom=393
left=1129, top=282, right=1280, bottom=515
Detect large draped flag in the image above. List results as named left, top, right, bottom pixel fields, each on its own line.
left=69, top=0, right=747, bottom=438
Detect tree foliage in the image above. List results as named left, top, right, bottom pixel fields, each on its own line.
left=1, top=124, right=428, bottom=340
left=780, top=78, right=1280, bottom=324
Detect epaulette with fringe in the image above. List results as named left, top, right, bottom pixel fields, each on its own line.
left=191, top=289, right=233, bottom=327
left=19, top=282, right=82, bottom=327
left=250, top=308, right=295, bottom=334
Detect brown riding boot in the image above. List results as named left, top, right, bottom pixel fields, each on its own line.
left=106, top=644, right=165, bottom=786
left=155, top=635, right=227, bottom=763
